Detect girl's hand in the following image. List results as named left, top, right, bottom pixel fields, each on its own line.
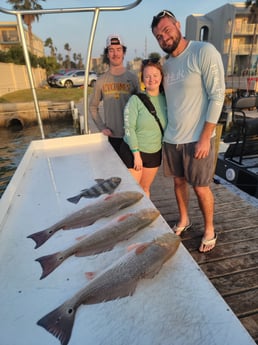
left=133, top=152, right=143, bottom=171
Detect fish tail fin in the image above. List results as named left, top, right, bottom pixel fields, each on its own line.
left=27, top=228, right=54, bottom=249
left=66, top=194, right=81, bottom=204
left=37, top=301, right=76, bottom=345
left=36, top=251, right=64, bottom=279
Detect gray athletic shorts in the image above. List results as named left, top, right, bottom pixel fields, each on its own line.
left=163, top=138, right=215, bottom=186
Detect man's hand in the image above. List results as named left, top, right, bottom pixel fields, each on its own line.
left=102, top=128, right=113, bottom=136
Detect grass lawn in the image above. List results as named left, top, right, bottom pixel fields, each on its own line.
left=0, top=87, right=93, bottom=103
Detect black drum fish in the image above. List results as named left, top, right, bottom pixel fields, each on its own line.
left=36, top=208, right=160, bottom=279
left=67, top=177, right=121, bottom=204
left=27, top=191, right=143, bottom=249
left=37, top=232, right=181, bottom=345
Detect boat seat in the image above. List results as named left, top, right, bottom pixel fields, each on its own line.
left=223, top=96, right=258, bottom=164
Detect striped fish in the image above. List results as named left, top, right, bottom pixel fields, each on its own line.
left=67, top=177, right=121, bottom=204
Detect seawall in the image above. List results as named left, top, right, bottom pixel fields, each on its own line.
left=0, top=101, right=72, bottom=128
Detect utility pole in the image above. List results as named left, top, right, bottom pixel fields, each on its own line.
left=144, top=36, right=147, bottom=58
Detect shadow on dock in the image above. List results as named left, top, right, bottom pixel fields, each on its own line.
left=151, top=167, right=258, bottom=344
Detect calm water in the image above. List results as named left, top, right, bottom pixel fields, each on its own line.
left=0, top=121, right=77, bottom=198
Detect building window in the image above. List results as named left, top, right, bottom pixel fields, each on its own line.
left=199, top=26, right=209, bottom=41
left=1, top=29, right=19, bottom=43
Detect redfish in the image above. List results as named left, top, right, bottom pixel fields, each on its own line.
left=67, top=177, right=121, bottom=204
left=27, top=191, right=143, bottom=249
left=36, top=208, right=160, bottom=279
left=37, top=232, right=181, bottom=345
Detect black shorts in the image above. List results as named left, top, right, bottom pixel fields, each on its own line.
left=120, top=141, right=162, bottom=168
left=108, top=137, right=124, bottom=156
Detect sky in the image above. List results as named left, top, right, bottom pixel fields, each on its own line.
left=0, top=0, right=239, bottom=63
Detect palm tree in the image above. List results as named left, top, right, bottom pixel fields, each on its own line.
left=57, top=53, right=63, bottom=67
left=245, top=0, right=258, bottom=73
left=7, top=0, right=45, bottom=55
left=77, top=53, right=83, bottom=69
left=63, top=55, right=70, bottom=69
left=64, top=43, right=71, bottom=69
left=73, top=52, right=78, bottom=68
left=44, top=37, right=55, bottom=57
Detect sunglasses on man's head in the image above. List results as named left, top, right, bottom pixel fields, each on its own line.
left=154, top=10, right=176, bottom=20
left=142, top=58, right=160, bottom=66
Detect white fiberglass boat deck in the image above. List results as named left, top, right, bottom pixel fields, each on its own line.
left=0, top=133, right=255, bottom=345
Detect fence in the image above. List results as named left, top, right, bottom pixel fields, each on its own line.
left=0, top=62, right=46, bottom=97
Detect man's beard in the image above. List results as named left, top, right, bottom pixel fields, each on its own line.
left=162, top=33, right=181, bottom=54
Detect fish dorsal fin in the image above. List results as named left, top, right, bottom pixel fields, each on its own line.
left=94, top=179, right=104, bottom=184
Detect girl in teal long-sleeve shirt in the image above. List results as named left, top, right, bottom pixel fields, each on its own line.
left=120, top=59, right=167, bottom=197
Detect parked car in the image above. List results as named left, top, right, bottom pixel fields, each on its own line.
left=54, top=70, right=97, bottom=88
left=47, top=69, right=74, bottom=87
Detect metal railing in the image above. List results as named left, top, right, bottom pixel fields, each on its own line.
left=0, top=1, right=142, bottom=138
left=234, top=23, right=257, bottom=35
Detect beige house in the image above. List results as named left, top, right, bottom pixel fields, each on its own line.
left=0, top=21, right=44, bottom=57
left=185, top=2, right=258, bottom=85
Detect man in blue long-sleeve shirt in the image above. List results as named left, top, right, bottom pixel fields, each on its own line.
left=151, top=10, right=225, bottom=252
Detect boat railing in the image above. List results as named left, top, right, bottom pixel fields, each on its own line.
left=0, top=1, right=142, bottom=138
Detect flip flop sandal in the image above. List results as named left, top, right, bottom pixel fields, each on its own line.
left=199, top=233, right=217, bottom=253
left=172, top=221, right=192, bottom=236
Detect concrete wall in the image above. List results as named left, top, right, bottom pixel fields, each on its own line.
left=0, top=101, right=72, bottom=128
left=0, top=62, right=46, bottom=97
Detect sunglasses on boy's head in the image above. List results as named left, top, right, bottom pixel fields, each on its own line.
left=153, top=10, right=176, bottom=20
left=142, top=58, right=160, bottom=66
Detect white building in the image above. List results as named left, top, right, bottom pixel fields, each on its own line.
left=185, top=2, right=258, bottom=87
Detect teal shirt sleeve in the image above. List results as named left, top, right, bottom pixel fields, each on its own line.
left=123, top=95, right=139, bottom=151
left=124, top=93, right=167, bottom=153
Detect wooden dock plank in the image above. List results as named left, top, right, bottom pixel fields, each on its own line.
left=210, top=268, right=258, bottom=295
left=242, top=315, right=258, bottom=343
left=151, top=167, right=258, bottom=344
left=200, top=253, right=258, bottom=277
left=224, top=289, right=258, bottom=317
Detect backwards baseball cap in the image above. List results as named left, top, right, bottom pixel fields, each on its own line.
left=106, top=34, right=125, bottom=48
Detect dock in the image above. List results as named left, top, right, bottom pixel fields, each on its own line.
left=151, top=168, right=258, bottom=344
left=0, top=133, right=256, bottom=345
left=74, top=105, right=258, bottom=343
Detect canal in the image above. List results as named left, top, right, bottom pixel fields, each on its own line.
left=0, top=120, right=77, bottom=198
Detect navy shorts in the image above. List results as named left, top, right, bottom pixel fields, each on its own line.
left=120, top=141, right=162, bottom=168
left=162, top=138, right=215, bottom=186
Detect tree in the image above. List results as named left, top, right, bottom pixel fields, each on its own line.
left=57, top=53, right=63, bottom=67
left=245, top=0, right=258, bottom=73
left=44, top=37, right=56, bottom=58
left=64, top=43, right=71, bottom=69
left=63, top=54, right=70, bottom=69
left=73, top=52, right=77, bottom=67
left=76, top=53, right=83, bottom=69
left=0, top=44, right=56, bottom=72
left=7, top=0, right=45, bottom=55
